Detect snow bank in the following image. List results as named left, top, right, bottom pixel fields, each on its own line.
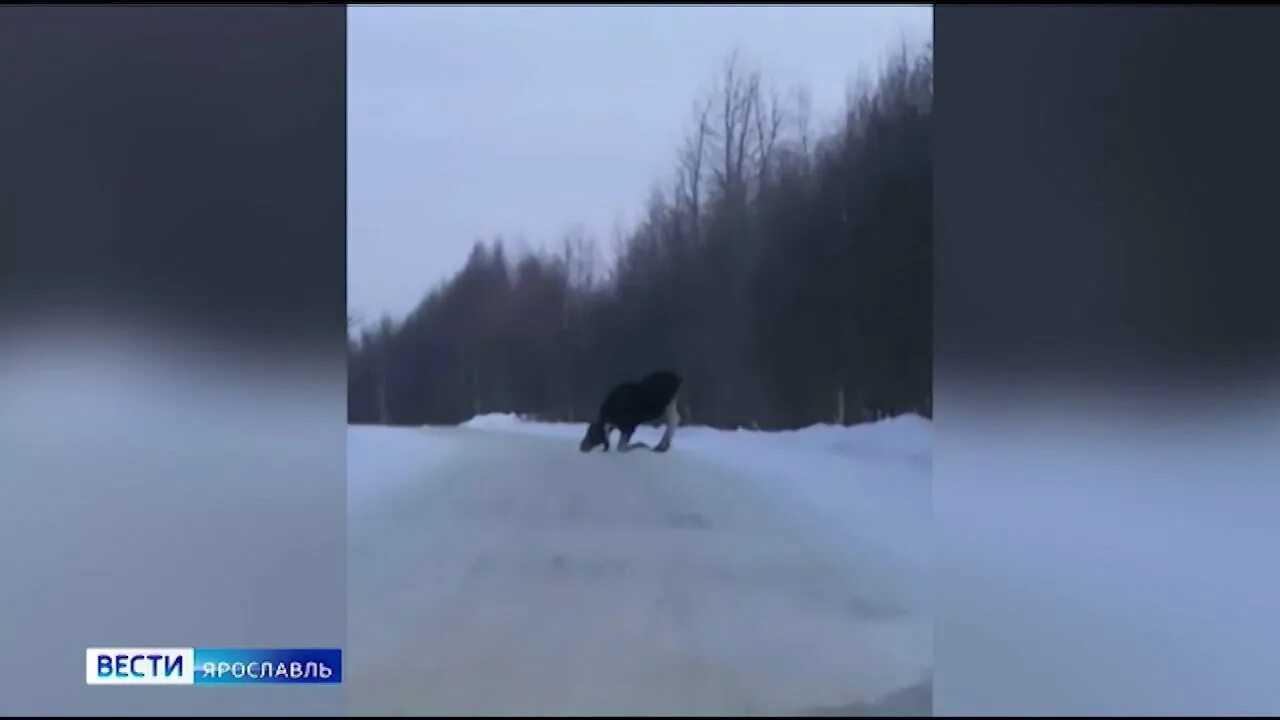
left=460, top=410, right=932, bottom=457
left=460, top=411, right=583, bottom=438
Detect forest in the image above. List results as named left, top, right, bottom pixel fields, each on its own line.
left=349, top=43, right=932, bottom=430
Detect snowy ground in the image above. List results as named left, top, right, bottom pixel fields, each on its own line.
left=347, top=413, right=932, bottom=716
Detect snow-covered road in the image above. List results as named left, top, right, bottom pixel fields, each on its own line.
left=347, top=417, right=932, bottom=716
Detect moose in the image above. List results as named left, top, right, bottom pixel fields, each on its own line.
left=579, top=371, right=682, bottom=453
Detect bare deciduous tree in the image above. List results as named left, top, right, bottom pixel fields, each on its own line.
left=679, top=96, right=713, bottom=242
left=752, top=83, right=784, bottom=192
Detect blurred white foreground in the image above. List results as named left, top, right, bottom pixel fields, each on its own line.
left=0, top=325, right=345, bottom=716
left=347, top=414, right=932, bottom=716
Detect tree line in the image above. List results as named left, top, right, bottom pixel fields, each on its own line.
left=349, top=43, right=932, bottom=430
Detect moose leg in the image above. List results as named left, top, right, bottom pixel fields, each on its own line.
left=654, top=398, right=680, bottom=452
left=617, top=426, right=636, bottom=452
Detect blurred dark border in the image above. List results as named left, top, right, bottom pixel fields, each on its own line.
left=936, top=6, right=1280, bottom=716
left=2, top=5, right=346, bottom=348
left=1, top=6, right=347, bottom=716
left=937, top=5, right=1280, bottom=381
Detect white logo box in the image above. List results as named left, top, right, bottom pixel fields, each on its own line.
left=85, top=647, right=195, bottom=685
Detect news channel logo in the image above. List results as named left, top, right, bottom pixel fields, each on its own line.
left=85, top=647, right=342, bottom=685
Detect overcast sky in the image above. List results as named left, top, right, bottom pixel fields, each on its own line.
left=348, top=4, right=932, bottom=326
